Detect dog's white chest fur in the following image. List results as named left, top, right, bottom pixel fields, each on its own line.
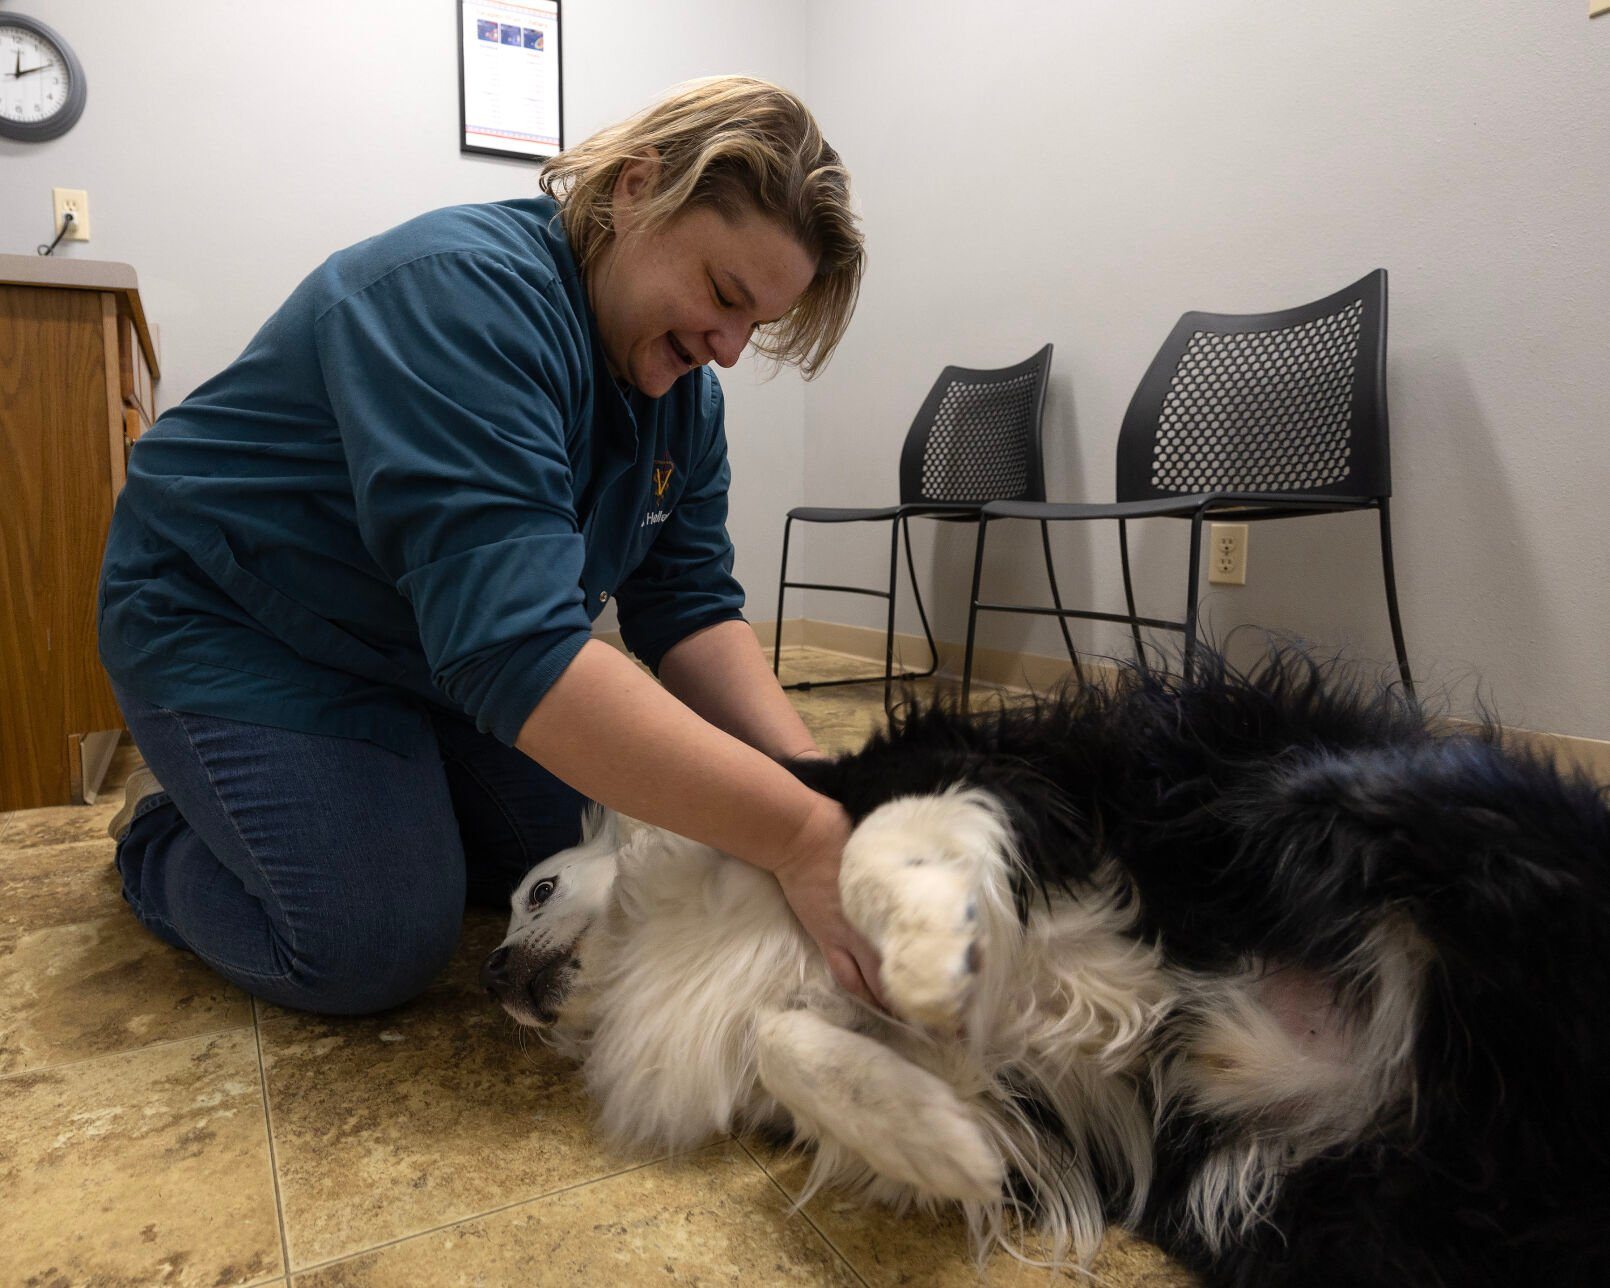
left=578, top=828, right=841, bottom=1148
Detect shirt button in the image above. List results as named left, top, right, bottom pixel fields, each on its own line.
left=598, top=590, right=609, bottom=603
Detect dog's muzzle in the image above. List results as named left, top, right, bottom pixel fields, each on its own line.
left=481, top=944, right=571, bottom=1026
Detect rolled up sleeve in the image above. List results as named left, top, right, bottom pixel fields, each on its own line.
left=616, top=374, right=747, bottom=673
left=315, top=251, right=593, bottom=743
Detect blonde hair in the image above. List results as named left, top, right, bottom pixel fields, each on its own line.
left=539, top=76, right=864, bottom=378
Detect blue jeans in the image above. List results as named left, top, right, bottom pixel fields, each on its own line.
left=111, top=683, right=588, bottom=1015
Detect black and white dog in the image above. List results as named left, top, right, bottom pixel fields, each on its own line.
left=483, top=648, right=1610, bottom=1286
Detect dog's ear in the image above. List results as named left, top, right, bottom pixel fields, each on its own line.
left=579, top=805, right=618, bottom=848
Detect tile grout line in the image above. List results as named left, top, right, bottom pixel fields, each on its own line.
left=734, top=1136, right=873, bottom=1288
left=253, top=997, right=294, bottom=1282
left=0, top=1020, right=257, bottom=1083
left=287, top=1142, right=727, bottom=1278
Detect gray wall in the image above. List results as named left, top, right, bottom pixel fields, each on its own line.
left=800, top=0, right=1610, bottom=739
left=0, top=0, right=808, bottom=624
left=7, top=1, right=1608, bottom=737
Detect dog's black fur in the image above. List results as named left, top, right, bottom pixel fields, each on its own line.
left=790, top=647, right=1610, bottom=1287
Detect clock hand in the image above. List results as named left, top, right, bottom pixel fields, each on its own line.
left=14, top=63, right=53, bottom=78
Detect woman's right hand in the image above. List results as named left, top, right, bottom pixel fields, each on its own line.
left=773, top=798, right=887, bottom=1011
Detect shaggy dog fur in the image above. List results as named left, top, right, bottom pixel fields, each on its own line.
left=484, top=647, right=1610, bottom=1286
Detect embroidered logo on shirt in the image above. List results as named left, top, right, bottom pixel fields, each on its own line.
left=652, top=459, right=675, bottom=499
left=640, top=509, right=671, bottom=528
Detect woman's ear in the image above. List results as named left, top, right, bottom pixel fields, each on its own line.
left=611, top=150, right=660, bottom=233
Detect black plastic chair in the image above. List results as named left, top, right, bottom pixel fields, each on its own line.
left=774, top=344, right=1072, bottom=713
left=961, top=271, right=1412, bottom=705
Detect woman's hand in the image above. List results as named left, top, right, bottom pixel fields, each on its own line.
left=773, top=797, right=887, bottom=1010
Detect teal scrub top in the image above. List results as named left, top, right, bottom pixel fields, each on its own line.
left=98, top=197, right=747, bottom=755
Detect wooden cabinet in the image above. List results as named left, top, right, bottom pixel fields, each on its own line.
left=1, top=255, right=161, bottom=810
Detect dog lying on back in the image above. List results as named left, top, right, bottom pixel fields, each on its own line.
left=483, top=648, right=1610, bottom=1286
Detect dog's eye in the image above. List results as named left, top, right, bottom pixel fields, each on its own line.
left=528, top=878, right=557, bottom=909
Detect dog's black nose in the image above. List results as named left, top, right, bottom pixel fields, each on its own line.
left=481, top=945, right=511, bottom=997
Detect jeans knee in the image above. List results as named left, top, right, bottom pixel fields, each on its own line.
left=271, top=890, right=465, bottom=1017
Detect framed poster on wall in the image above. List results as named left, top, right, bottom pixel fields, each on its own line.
left=458, top=0, right=563, bottom=162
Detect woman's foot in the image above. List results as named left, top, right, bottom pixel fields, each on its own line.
left=107, top=765, right=164, bottom=842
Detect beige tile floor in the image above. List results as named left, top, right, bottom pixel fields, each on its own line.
left=1, top=646, right=1195, bottom=1287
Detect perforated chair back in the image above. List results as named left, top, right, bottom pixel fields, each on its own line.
left=1115, top=270, right=1389, bottom=503
left=897, top=344, right=1054, bottom=506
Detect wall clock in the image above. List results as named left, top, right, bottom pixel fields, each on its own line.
left=0, top=12, right=86, bottom=142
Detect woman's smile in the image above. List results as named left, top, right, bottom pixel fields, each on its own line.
left=588, top=174, right=818, bottom=398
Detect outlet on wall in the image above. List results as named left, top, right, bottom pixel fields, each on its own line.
left=51, top=187, right=91, bottom=241
left=1208, top=522, right=1248, bottom=585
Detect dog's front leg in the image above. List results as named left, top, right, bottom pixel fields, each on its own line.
left=839, top=788, right=1019, bottom=1033
left=755, top=1007, right=1004, bottom=1202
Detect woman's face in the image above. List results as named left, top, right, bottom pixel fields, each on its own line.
left=589, top=161, right=818, bottom=398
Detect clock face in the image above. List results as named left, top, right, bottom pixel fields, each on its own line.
left=0, top=17, right=86, bottom=141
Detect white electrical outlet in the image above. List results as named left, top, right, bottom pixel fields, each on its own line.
left=52, top=187, right=91, bottom=241
left=1208, top=523, right=1248, bottom=586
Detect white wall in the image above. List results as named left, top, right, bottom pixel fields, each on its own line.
left=8, top=1, right=1608, bottom=738
left=0, top=0, right=809, bottom=621
left=801, top=0, right=1610, bottom=739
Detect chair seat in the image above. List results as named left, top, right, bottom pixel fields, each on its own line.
left=902, top=503, right=987, bottom=521
left=982, top=492, right=1377, bottom=523
left=788, top=502, right=987, bottom=524
left=788, top=504, right=903, bottom=523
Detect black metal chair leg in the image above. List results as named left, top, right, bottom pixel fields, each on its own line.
left=773, top=516, right=793, bottom=681
left=883, top=519, right=901, bottom=716
left=1182, top=513, right=1206, bottom=682
left=961, top=518, right=990, bottom=711
left=774, top=514, right=938, bottom=695
left=1377, top=499, right=1415, bottom=698
left=900, top=515, right=941, bottom=680
left=1039, top=520, right=1083, bottom=683
left=1118, top=519, right=1145, bottom=667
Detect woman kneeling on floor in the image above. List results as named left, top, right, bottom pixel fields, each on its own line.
left=99, top=75, right=877, bottom=1016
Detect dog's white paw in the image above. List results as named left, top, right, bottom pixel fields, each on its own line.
left=874, top=867, right=981, bottom=1031
left=840, top=790, right=1013, bottom=1032
left=873, top=1090, right=1004, bottom=1201
left=756, top=1006, right=1006, bottom=1204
